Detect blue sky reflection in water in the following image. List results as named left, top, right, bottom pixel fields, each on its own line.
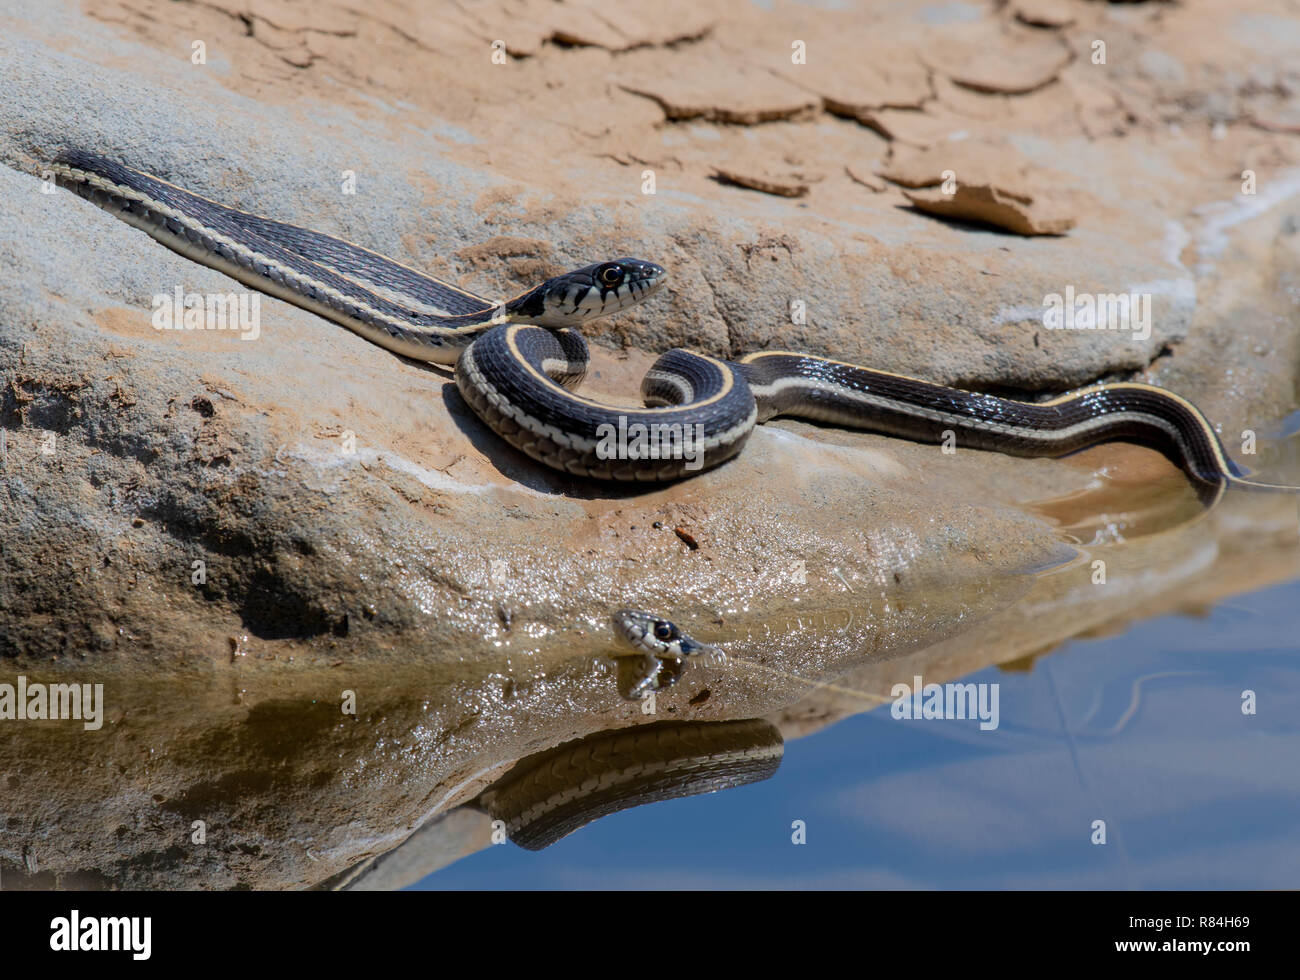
left=417, top=577, right=1300, bottom=889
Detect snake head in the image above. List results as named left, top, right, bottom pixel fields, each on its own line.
left=504, top=259, right=666, bottom=326
left=612, top=609, right=715, bottom=660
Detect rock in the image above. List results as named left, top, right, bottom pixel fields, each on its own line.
left=1252, top=109, right=1300, bottom=135
left=844, top=165, right=887, bottom=192
left=922, top=21, right=1073, bottom=95
left=711, top=166, right=818, bottom=197
left=544, top=0, right=715, bottom=51
left=622, top=59, right=820, bottom=124
left=767, top=39, right=933, bottom=120
left=879, top=137, right=1046, bottom=189
left=857, top=107, right=973, bottom=148
left=1014, top=0, right=1077, bottom=29
left=880, top=140, right=1079, bottom=234
left=903, top=184, right=1077, bottom=236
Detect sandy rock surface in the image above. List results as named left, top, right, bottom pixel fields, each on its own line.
left=1, top=0, right=1299, bottom=887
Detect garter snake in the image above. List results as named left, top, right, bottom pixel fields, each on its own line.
left=54, top=151, right=1292, bottom=506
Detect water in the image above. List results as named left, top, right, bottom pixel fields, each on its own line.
left=416, top=578, right=1300, bottom=889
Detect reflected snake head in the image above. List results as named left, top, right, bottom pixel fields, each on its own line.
left=612, top=609, right=715, bottom=660
left=504, top=259, right=666, bottom=326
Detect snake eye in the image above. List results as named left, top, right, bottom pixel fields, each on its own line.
left=599, top=265, right=623, bottom=286
left=653, top=621, right=675, bottom=642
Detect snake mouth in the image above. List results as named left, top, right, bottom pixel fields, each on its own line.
left=625, top=260, right=665, bottom=287
left=628, top=266, right=666, bottom=301
left=678, top=635, right=709, bottom=656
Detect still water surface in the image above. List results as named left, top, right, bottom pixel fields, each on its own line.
left=418, top=577, right=1300, bottom=889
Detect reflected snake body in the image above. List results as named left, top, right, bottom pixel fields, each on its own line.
left=479, top=719, right=784, bottom=850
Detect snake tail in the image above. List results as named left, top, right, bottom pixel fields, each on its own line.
left=738, top=352, right=1275, bottom=491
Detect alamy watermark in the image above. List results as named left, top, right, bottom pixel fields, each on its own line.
left=50, top=910, right=150, bottom=960
left=152, top=287, right=260, bottom=340
left=890, top=675, right=1000, bottom=731
left=595, top=416, right=707, bottom=471
left=0, top=676, right=104, bottom=730
left=1042, top=286, right=1151, bottom=341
